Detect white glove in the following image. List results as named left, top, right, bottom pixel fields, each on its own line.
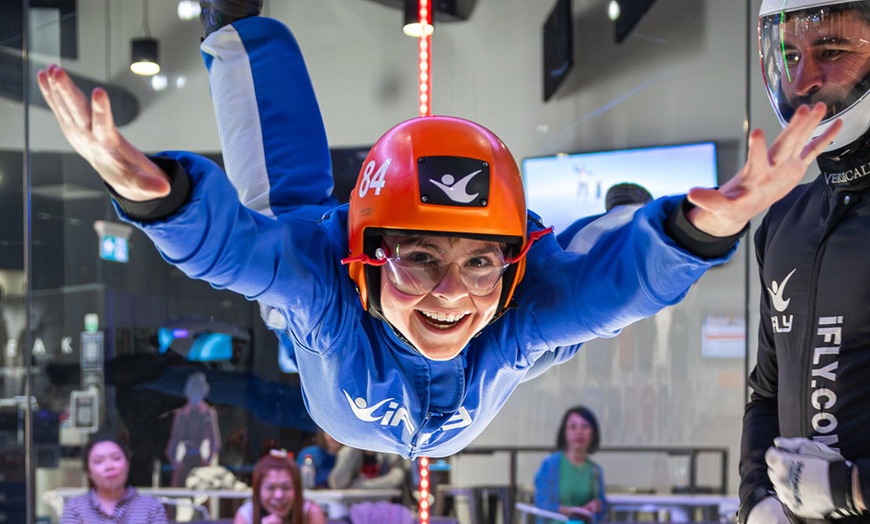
left=745, top=495, right=791, bottom=524
left=766, top=437, right=855, bottom=519
left=772, top=436, right=844, bottom=460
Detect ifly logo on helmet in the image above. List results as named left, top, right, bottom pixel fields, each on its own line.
left=417, top=156, right=491, bottom=207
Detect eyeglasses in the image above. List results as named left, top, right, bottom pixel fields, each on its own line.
left=375, top=240, right=510, bottom=297
left=340, top=228, right=555, bottom=294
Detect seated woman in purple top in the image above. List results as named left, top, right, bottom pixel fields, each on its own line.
left=60, top=432, right=168, bottom=524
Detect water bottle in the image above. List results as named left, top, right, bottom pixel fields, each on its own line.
left=301, top=454, right=316, bottom=489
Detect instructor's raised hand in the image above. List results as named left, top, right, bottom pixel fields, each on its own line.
left=686, top=102, right=841, bottom=237
left=37, top=64, right=170, bottom=202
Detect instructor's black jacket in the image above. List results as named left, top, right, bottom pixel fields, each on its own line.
left=740, top=160, right=870, bottom=523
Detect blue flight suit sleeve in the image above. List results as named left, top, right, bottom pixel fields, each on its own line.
left=200, top=16, right=337, bottom=218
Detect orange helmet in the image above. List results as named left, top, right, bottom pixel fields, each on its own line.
left=344, top=116, right=530, bottom=316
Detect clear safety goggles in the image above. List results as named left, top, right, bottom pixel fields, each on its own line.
left=374, top=239, right=511, bottom=297
left=341, top=228, right=553, bottom=297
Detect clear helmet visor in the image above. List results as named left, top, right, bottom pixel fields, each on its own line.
left=759, top=1, right=870, bottom=149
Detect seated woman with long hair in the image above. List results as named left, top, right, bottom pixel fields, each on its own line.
left=234, top=450, right=327, bottom=524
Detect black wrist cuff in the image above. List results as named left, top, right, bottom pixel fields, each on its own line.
left=830, top=461, right=857, bottom=514
left=108, top=156, right=191, bottom=222
left=858, top=461, right=870, bottom=514
left=738, top=486, right=774, bottom=524
left=665, top=198, right=747, bottom=259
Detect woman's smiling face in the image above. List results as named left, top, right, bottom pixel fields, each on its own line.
left=259, top=469, right=294, bottom=518
left=379, top=235, right=505, bottom=360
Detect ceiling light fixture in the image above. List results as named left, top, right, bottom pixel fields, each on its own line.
left=131, top=38, right=160, bottom=76
left=403, top=0, right=434, bottom=37
left=130, top=0, right=160, bottom=76
left=177, top=0, right=201, bottom=20
left=151, top=73, right=169, bottom=91
left=608, top=0, right=621, bottom=21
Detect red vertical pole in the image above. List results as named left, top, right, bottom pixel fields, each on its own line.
left=419, top=456, right=431, bottom=524
left=418, top=0, right=432, bottom=117
left=416, top=0, right=433, bottom=519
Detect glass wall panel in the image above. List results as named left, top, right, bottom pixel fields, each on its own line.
left=19, top=2, right=316, bottom=522
left=5, top=0, right=760, bottom=521
left=1, top=1, right=31, bottom=521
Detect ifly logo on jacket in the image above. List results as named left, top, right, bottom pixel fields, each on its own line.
left=344, top=390, right=416, bottom=436
left=343, top=390, right=473, bottom=438
left=767, top=268, right=796, bottom=333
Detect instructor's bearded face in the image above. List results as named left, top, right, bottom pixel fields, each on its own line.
left=778, top=9, right=870, bottom=121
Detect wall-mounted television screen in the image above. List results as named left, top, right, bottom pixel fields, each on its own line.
left=522, top=141, right=718, bottom=233
left=542, top=0, right=573, bottom=102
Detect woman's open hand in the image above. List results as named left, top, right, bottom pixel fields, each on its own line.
left=37, top=64, right=170, bottom=202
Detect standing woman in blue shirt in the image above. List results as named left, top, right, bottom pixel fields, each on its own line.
left=534, top=406, right=607, bottom=523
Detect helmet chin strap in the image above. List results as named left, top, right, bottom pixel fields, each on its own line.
left=818, top=124, right=870, bottom=174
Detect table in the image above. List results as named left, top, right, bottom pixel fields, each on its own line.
left=517, top=495, right=738, bottom=523
left=306, top=488, right=403, bottom=519
left=43, top=486, right=402, bottom=521
left=515, top=502, right=568, bottom=522
left=43, top=486, right=250, bottom=520
left=606, top=493, right=738, bottom=522
left=458, top=444, right=731, bottom=524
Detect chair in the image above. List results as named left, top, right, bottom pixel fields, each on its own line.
left=479, top=485, right=512, bottom=524
left=158, top=496, right=210, bottom=522
left=349, top=500, right=416, bottom=524
left=435, top=485, right=486, bottom=524
left=434, top=484, right=514, bottom=524
left=41, top=489, right=64, bottom=521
